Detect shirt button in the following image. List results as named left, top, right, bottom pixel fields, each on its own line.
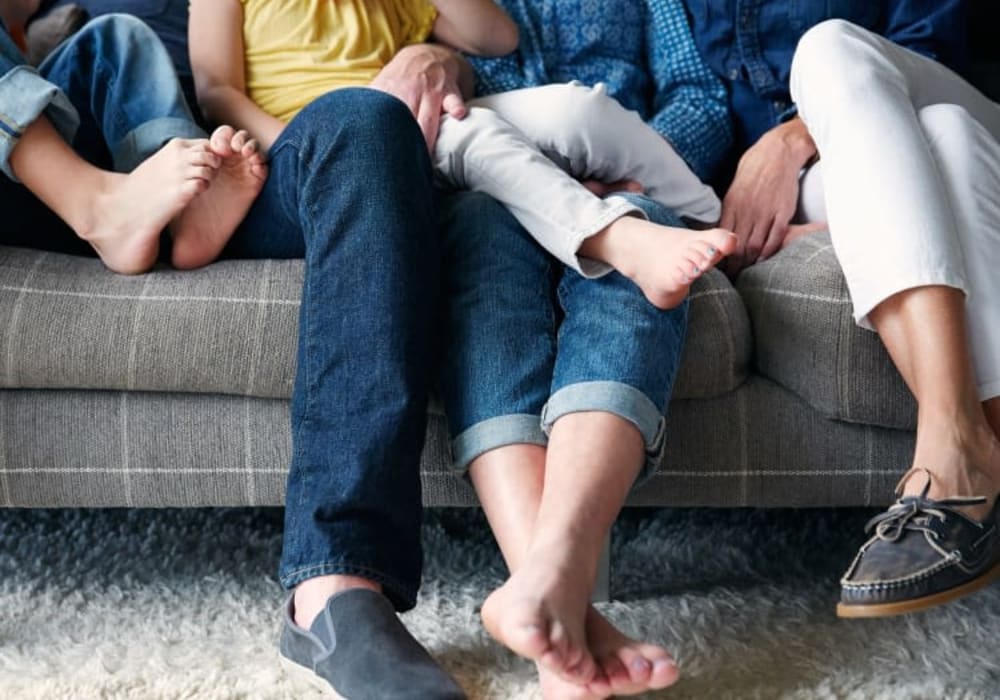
left=730, top=69, right=740, bottom=80
left=774, top=100, right=788, bottom=110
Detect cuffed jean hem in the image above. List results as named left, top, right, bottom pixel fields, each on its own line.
left=850, top=270, right=967, bottom=331
left=450, top=413, right=548, bottom=473
left=0, top=66, right=79, bottom=181
left=279, top=560, right=418, bottom=613
left=573, top=196, right=648, bottom=279
left=540, top=380, right=667, bottom=481
left=112, top=116, right=207, bottom=171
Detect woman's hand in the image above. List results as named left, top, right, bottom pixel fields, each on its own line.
left=371, top=44, right=474, bottom=153
left=720, top=116, right=817, bottom=274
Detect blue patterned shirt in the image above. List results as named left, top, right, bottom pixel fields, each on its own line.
left=468, top=0, right=733, bottom=180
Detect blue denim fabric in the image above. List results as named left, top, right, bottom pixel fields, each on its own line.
left=0, top=20, right=79, bottom=179
left=438, top=191, right=688, bottom=477
left=38, top=14, right=204, bottom=171
left=0, top=14, right=204, bottom=252
left=684, top=0, right=968, bottom=149
left=225, top=89, right=439, bottom=612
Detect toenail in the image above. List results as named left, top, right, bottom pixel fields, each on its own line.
left=632, top=658, right=652, bottom=672
left=707, top=246, right=716, bottom=254
left=692, top=265, right=700, bottom=273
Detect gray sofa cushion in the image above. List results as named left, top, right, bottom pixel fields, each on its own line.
left=0, top=244, right=751, bottom=401
left=1, top=246, right=300, bottom=397
left=737, top=232, right=916, bottom=430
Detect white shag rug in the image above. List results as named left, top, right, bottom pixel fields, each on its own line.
left=1, top=506, right=999, bottom=699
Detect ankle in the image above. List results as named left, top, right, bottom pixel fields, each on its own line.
left=578, top=217, right=640, bottom=277
left=293, top=574, right=382, bottom=629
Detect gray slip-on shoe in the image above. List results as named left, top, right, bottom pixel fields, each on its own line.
left=279, top=588, right=467, bottom=699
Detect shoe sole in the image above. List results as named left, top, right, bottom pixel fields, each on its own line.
left=279, top=653, right=348, bottom=699
left=836, top=559, right=1000, bottom=618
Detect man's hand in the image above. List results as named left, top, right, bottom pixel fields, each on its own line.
left=720, top=116, right=817, bottom=274
left=370, top=44, right=473, bottom=153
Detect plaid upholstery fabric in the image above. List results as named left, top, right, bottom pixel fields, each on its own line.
left=0, top=240, right=915, bottom=510
left=0, top=381, right=912, bottom=508
left=737, top=233, right=916, bottom=430
left=0, top=246, right=300, bottom=398
left=0, top=245, right=748, bottom=402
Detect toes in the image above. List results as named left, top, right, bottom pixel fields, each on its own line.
left=648, top=655, right=680, bottom=689
left=210, top=125, right=236, bottom=155
left=231, top=129, right=249, bottom=153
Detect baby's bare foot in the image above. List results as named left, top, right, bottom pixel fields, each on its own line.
left=86, top=138, right=218, bottom=274
left=171, top=125, right=267, bottom=269
left=481, top=556, right=596, bottom=684
left=586, top=217, right=738, bottom=310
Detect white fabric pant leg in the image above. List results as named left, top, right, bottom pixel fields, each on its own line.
left=794, top=161, right=827, bottom=224
left=791, top=19, right=1000, bottom=399
left=919, top=104, right=1000, bottom=399
left=434, top=104, right=640, bottom=278
left=471, top=83, right=721, bottom=223
left=791, top=19, right=1000, bottom=324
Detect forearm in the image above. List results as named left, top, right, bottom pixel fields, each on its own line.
left=430, top=0, right=517, bottom=56
left=197, top=84, right=284, bottom=152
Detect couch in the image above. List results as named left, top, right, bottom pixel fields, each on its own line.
left=0, top=3, right=997, bottom=513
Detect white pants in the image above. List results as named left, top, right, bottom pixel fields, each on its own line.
left=791, top=19, right=1000, bottom=400
left=433, top=82, right=721, bottom=278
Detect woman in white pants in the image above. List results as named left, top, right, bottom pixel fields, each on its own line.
left=788, top=19, right=1000, bottom=617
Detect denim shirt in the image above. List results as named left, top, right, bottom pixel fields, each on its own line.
left=469, top=0, right=733, bottom=180
left=683, top=0, right=968, bottom=150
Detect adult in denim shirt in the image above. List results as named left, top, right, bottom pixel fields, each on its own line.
left=437, top=2, right=733, bottom=697
left=687, top=0, right=1000, bottom=620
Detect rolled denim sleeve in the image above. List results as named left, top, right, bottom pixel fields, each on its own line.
left=0, top=29, right=79, bottom=181
left=645, top=0, right=733, bottom=181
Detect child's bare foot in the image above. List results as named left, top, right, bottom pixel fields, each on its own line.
left=170, top=125, right=267, bottom=269
left=582, top=217, right=738, bottom=309
left=481, top=549, right=596, bottom=684
left=535, top=606, right=678, bottom=699
left=84, top=138, right=219, bottom=274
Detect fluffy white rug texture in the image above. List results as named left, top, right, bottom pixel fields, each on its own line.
left=0, top=506, right=998, bottom=699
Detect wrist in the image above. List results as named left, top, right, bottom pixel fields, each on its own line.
left=771, top=118, right=817, bottom=168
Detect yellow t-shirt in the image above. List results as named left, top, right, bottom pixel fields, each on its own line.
left=239, top=0, right=438, bottom=122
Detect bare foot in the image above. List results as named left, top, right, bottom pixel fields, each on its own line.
left=170, top=125, right=268, bottom=270
left=84, top=138, right=219, bottom=274
left=582, top=217, right=738, bottom=310
left=481, top=554, right=596, bottom=684
left=535, top=607, right=678, bottom=699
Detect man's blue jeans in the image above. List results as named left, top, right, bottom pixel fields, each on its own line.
left=225, top=88, right=440, bottom=612
left=438, top=192, right=688, bottom=479
left=0, top=14, right=204, bottom=250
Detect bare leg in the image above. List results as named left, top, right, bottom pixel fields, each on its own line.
left=170, top=125, right=268, bottom=269
left=475, top=415, right=678, bottom=696
left=868, top=285, right=1000, bottom=517
left=580, top=219, right=737, bottom=309
left=9, top=116, right=217, bottom=274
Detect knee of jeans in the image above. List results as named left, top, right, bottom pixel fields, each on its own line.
left=288, top=88, right=426, bottom=168
left=80, top=13, right=154, bottom=48
left=791, top=19, right=894, bottom=107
